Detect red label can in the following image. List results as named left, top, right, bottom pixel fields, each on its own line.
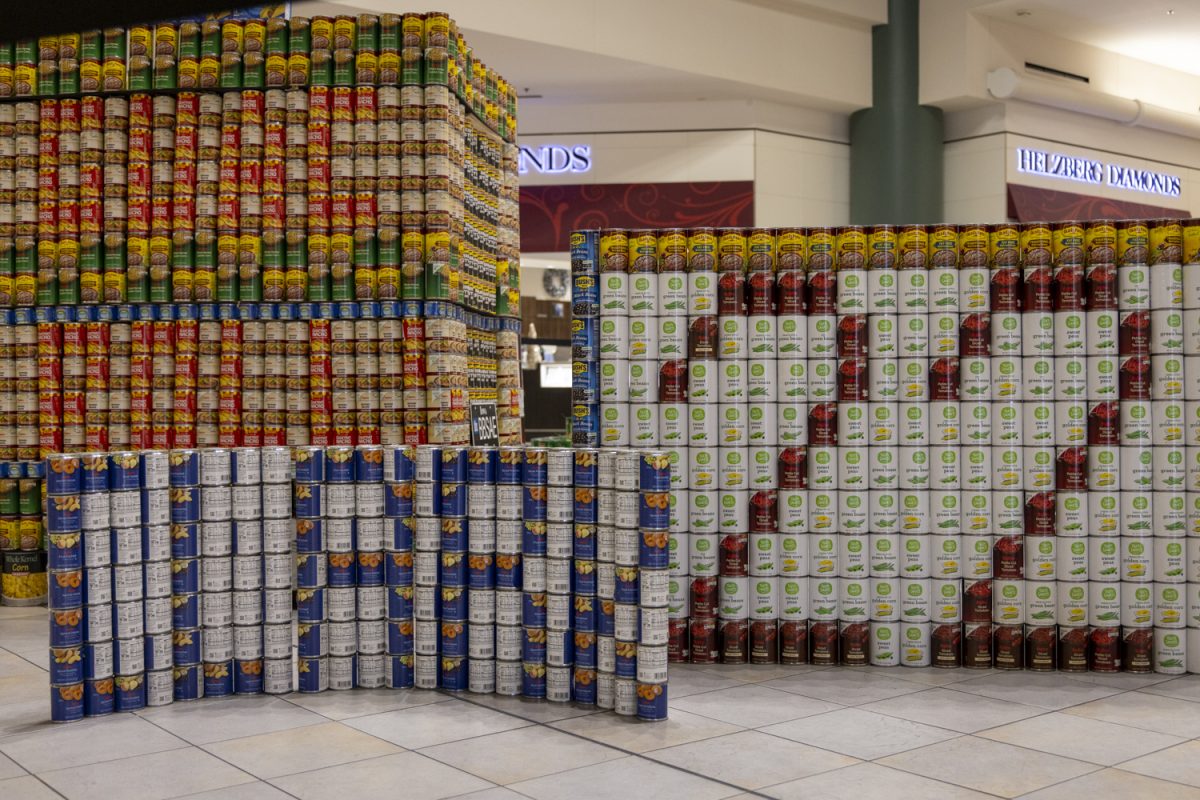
left=719, top=618, right=748, bottom=664
left=776, top=269, right=806, bottom=315
left=1024, top=491, right=1055, bottom=536
left=808, top=403, right=837, bottom=446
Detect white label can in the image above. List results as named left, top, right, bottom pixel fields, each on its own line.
left=1058, top=582, right=1089, bottom=626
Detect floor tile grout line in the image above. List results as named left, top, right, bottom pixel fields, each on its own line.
left=1108, top=765, right=1200, bottom=794
left=752, top=759, right=1010, bottom=800
left=442, top=690, right=780, bottom=798
left=751, top=712, right=967, bottom=759
left=131, top=712, right=305, bottom=800
left=16, top=771, right=68, bottom=799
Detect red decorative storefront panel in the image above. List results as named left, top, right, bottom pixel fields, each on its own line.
left=1007, top=183, right=1190, bottom=223
left=519, top=181, right=755, bottom=252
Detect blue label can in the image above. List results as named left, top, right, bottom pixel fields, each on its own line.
left=495, top=554, right=522, bottom=589
left=83, top=679, right=115, bottom=717
left=294, top=482, right=323, bottom=519
left=168, top=450, right=201, bottom=487
left=47, top=500, right=83, bottom=535
left=440, top=585, right=469, bottom=621
left=296, top=587, right=326, bottom=622
left=325, top=446, right=356, bottom=483
left=522, top=627, right=547, bottom=663
left=522, top=520, right=547, bottom=556
left=385, top=550, right=413, bottom=586
left=440, top=447, right=469, bottom=484
left=573, top=668, right=597, bottom=705
left=172, top=629, right=202, bottom=664
left=49, top=569, right=83, bottom=609
left=598, top=601, right=616, bottom=637
left=78, top=454, right=111, bottom=493
left=326, top=552, right=355, bottom=588
left=574, top=494, right=597, bottom=525
left=387, top=619, right=414, bottom=655
left=547, top=629, right=575, bottom=667
left=441, top=483, right=467, bottom=517
left=115, top=675, right=147, bottom=711
left=636, top=682, right=668, bottom=721
left=292, top=446, right=325, bottom=483
left=573, top=524, right=597, bottom=560
left=389, top=516, right=414, bottom=550
left=357, top=552, right=385, bottom=586
left=573, top=597, right=597, bottom=633
left=45, top=455, right=83, bottom=495
left=388, top=585, right=414, bottom=619
left=384, top=445, right=416, bottom=483
left=234, top=659, right=265, bottom=694
left=570, top=317, right=599, bottom=362
left=295, top=518, right=324, bottom=553
left=440, top=551, right=467, bottom=587
left=466, top=447, right=497, bottom=484
left=298, top=657, right=328, bottom=693
left=572, top=273, right=599, bottom=316
left=573, top=450, right=599, bottom=488
left=171, top=593, right=201, bottom=629
left=468, top=554, right=495, bottom=589
left=440, top=517, right=468, bottom=551
left=108, top=453, right=143, bottom=490
left=574, top=632, right=597, bottom=668
left=354, top=445, right=385, bottom=483
left=521, top=662, right=547, bottom=698
left=496, top=447, right=523, bottom=484
left=639, top=493, right=670, bottom=530
left=297, top=623, right=327, bottom=658
left=615, top=641, right=637, bottom=678
left=203, top=661, right=234, bottom=697
left=173, top=664, right=203, bottom=701
left=170, top=523, right=200, bottom=559
left=441, top=656, right=468, bottom=691
left=440, top=622, right=468, bottom=658
left=615, top=567, right=640, bottom=604
left=522, top=449, right=548, bottom=485
left=638, top=531, right=670, bottom=570
left=639, top=452, right=673, bottom=492
left=171, top=559, right=201, bottom=595
left=387, top=654, right=414, bottom=688
left=49, top=646, right=85, bottom=684
left=574, top=560, right=598, bottom=595
left=522, top=487, right=547, bottom=522
left=384, top=483, right=414, bottom=518
left=522, top=592, right=547, bottom=628
left=170, top=487, right=200, bottom=524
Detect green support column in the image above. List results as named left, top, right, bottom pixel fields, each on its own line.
left=850, top=0, right=944, bottom=224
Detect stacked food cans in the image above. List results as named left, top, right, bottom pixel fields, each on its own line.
left=412, top=444, right=440, bottom=689
left=384, top=443, right=416, bottom=688
left=323, top=445, right=358, bottom=690
left=519, top=448, right=550, bottom=699
left=573, top=221, right=1200, bottom=674
left=293, top=445, right=326, bottom=691
left=45, top=454, right=90, bottom=721
left=438, top=447, right=469, bottom=691
left=494, top=446, right=522, bottom=694
left=572, top=449, right=598, bottom=703
left=465, top=445, right=496, bottom=693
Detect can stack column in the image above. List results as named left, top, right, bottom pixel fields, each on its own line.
left=493, top=445, right=522, bottom=696
left=612, top=450, right=640, bottom=715
left=384, top=443, right=415, bottom=689
left=171, top=91, right=196, bottom=306
left=545, top=448, right=575, bottom=702
left=141, top=450, right=173, bottom=706
left=97, top=96, right=125, bottom=306
left=572, top=448, right=598, bottom=703
left=715, top=229, right=749, bottom=664
left=147, top=94, right=174, bottom=306
left=168, top=449, right=202, bottom=701
left=51, top=98, right=77, bottom=309
left=80, top=455, right=114, bottom=714
left=354, top=444, right=387, bottom=688
left=1149, top=220, right=1185, bottom=674
left=198, top=448, right=233, bottom=698
left=775, top=228, right=809, bottom=665
left=519, top=446, right=548, bottom=699
left=323, top=445, right=356, bottom=690
left=293, top=445, right=328, bottom=692
left=195, top=315, right=220, bottom=449
left=412, top=444, right=440, bottom=689
left=1117, top=222, right=1152, bottom=673
left=466, top=445, right=497, bottom=694
left=594, top=449, right=616, bottom=708
left=637, top=450, right=670, bottom=719
left=46, top=454, right=86, bottom=722
left=111, top=453, right=146, bottom=711
left=867, top=225, right=905, bottom=667
left=278, top=87, right=308, bottom=305
left=61, top=320, right=85, bottom=454
left=258, top=447, right=293, bottom=695
left=229, top=446, right=264, bottom=694
left=236, top=88, right=266, bottom=304
left=1184, top=221, right=1200, bottom=672
left=439, top=447, right=469, bottom=691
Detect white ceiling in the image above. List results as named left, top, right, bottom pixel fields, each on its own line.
left=971, top=0, right=1200, bottom=77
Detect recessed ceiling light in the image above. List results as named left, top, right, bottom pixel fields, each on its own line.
left=1016, top=9, right=1032, bottom=16
left=1167, top=8, right=1176, bottom=14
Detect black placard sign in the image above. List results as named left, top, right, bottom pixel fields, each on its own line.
left=470, top=401, right=499, bottom=447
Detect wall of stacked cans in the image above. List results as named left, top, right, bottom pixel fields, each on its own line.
left=571, top=221, right=1200, bottom=672
left=0, top=13, right=524, bottom=608
left=45, top=445, right=670, bottom=722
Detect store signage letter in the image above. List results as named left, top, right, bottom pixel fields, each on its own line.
left=518, top=145, right=592, bottom=175
left=1016, top=147, right=1181, bottom=198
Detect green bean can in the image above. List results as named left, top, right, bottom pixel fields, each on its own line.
left=17, top=479, right=39, bottom=516
left=0, top=480, right=16, bottom=517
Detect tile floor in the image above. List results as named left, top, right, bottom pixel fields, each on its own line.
left=4, top=606, right=1200, bottom=799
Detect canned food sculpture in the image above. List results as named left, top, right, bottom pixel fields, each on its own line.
left=574, top=220, right=1200, bottom=675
